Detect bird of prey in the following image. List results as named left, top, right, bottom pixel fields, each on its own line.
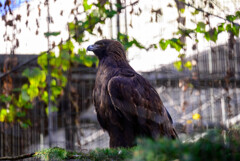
left=87, top=39, right=178, bottom=148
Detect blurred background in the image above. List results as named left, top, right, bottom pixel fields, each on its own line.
left=0, top=0, right=240, bottom=159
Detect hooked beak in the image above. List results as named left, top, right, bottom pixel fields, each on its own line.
left=87, top=44, right=100, bottom=51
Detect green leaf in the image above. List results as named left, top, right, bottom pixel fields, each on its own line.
left=236, top=11, right=240, bottom=19
left=51, top=79, right=57, bottom=86
left=21, top=89, right=30, bottom=102
left=105, top=9, right=117, bottom=18
left=180, top=8, right=185, bottom=14
left=169, top=38, right=183, bottom=52
left=184, top=61, right=192, bottom=70
left=27, top=85, right=39, bottom=101
left=0, top=94, right=11, bottom=103
left=209, top=28, right=218, bottom=42
left=38, top=52, right=48, bottom=69
left=159, top=39, right=169, bottom=50
left=22, top=67, right=42, bottom=79
left=45, top=106, right=58, bottom=115
left=217, top=23, right=225, bottom=33
left=232, top=24, right=240, bottom=37
left=83, top=0, right=92, bottom=11
left=16, top=111, right=26, bottom=117
left=204, top=32, right=210, bottom=41
left=225, top=24, right=240, bottom=37
left=0, top=109, right=7, bottom=116
left=24, top=103, right=33, bottom=109
left=226, top=24, right=232, bottom=31
left=191, top=9, right=199, bottom=15
left=44, top=32, right=61, bottom=37
left=41, top=91, right=48, bottom=103
left=196, top=22, right=206, bottom=33
left=226, top=15, right=236, bottom=22
left=174, top=61, right=183, bottom=71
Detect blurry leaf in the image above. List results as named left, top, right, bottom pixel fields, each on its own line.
left=159, top=39, right=169, bottom=50
left=209, top=28, right=218, bottom=42
left=191, top=9, right=199, bottom=15
left=180, top=8, right=185, bottom=14
left=0, top=94, right=11, bottom=102
left=105, top=9, right=117, bottom=18
left=169, top=38, right=183, bottom=52
left=184, top=61, right=192, bottom=70
left=217, top=23, right=225, bottom=33
left=6, top=20, right=13, bottom=26
left=21, top=89, right=30, bottom=102
left=178, top=53, right=185, bottom=58
left=226, top=15, right=236, bottom=22
left=83, top=0, right=92, bottom=11
left=232, top=24, right=240, bottom=37
left=186, top=120, right=192, bottom=124
left=196, top=22, right=206, bottom=33
left=16, top=14, right=21, bottom=21
left=16, top=111, right=26, bottom=117
left=22, top=67, right=41, bottom=78
left=226, top=24, right=239, bottom=37
left=20, top=122, right=29, bottom=128
left=192, top=113, right=201, bottom=120
left=204, top=32, right=210, bottom=41
left=27, top=85, right=39, bottom=101
left=45, top=106, right=58, bottom=115
left=44, top=32, right=61, bottom=37
left=24, top=103, right=33, bottom=109
left=174, top=61, right=183, bottom=71
left=51, top=79, right=57, bottom=86
left=41, top=91, right=48, bottom=103
left=236, top=11, right=240, bottom=19
left=0, top=109, right=7, bottom=122
left=177, top=28, right=194, bottom=38
left=226, top=24, right=232, bottom=31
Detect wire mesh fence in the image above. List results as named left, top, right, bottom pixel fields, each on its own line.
left=0, top=0, right=240, bottom=160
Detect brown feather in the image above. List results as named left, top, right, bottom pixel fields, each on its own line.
left=88, top=39, right=177, bottom=148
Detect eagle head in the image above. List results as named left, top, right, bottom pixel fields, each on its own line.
left=87, top=39, right=126, bottom=60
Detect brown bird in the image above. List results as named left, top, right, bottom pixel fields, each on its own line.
left=87, top=39, right=178, bottom=148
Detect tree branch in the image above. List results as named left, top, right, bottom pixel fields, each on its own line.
left=0, top=153, right=35, bottom=160
left=176, top=0, right=240, bottom=27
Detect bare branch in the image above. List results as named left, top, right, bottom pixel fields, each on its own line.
left=176, top=0, right=240, bottom=27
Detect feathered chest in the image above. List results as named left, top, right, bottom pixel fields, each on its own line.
left=93, top=66, right=116, bottom=112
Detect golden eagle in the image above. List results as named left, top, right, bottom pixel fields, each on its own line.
left=87, top=39, right=178, bottom=148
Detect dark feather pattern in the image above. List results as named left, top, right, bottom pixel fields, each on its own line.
left=88, top=39, right=178, bottom=148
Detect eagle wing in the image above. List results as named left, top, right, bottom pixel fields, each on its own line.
left=107, top=72, right=177, bottom=138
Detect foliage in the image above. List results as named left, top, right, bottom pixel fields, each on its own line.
left=132, top=129, right=240, bottom=161
left=33, top=129, right=240, bottom=161
left=34, top=147, right=68, bottom=161
left=0, top=0, right=111, bottom=127
left=34, top=147, right=133, bottom=161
